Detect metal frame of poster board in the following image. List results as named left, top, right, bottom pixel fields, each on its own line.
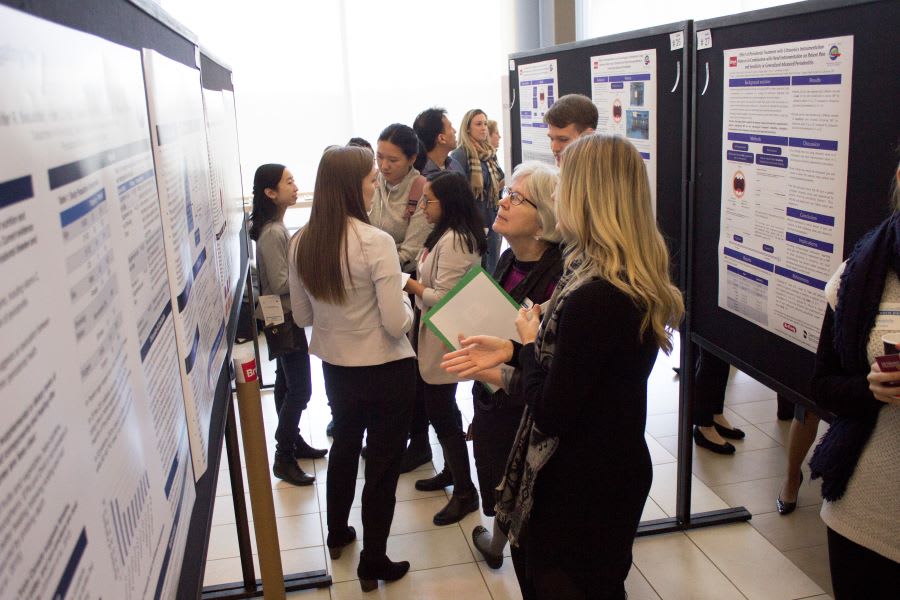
left=0, top=1, right=330, bottom=597
left=506, top=22, right=752, bottom=536
left=684, top=0, right=900, bottom=520
left=507, top=21, right=691, bottom=290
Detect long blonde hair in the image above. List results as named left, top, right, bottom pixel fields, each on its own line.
left=556, top=134, right=684, bottom=352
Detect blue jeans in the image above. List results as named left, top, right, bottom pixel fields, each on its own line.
left=273, top=346, right=312, bottom=457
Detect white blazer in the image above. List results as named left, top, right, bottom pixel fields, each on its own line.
left=289, top=218, right=415, bottom=367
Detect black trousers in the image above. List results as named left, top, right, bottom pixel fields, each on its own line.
left=422, top=381, right=463, bottom=439
left=827, top=527, right=900, bottom=599
left=409, top=371, right=463, bottom=438
left=323, top=358, right=415, bottom=557
left=693, top=347, right=730, bottom=426
left=471, top=398, right=522, bottom=515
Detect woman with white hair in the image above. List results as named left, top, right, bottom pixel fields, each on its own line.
left=443, top=135, right=684, bottom=599
left=464, top=162, right=563, bottom=590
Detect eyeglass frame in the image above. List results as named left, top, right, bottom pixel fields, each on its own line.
left=500, top=187, right=538, bottom=209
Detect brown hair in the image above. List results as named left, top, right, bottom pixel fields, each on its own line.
left=544, top=94, right=598, bottom=132
left=295, top=146, right=373, bottom=304
left=893, top=158, right=900, bottom=212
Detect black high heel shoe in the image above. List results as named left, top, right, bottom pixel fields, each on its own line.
left=776, top=472, right=803, bottom=515
left=326, top=526, right=356, bottom=559
left=357, top=554, right=410, bottom=592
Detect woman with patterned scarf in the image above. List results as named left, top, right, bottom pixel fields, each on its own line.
left=441, top=135, right=683, bottom=600
left=808, top=160, right=900, bottom=598
left=450, top=109, right=505, bottom=273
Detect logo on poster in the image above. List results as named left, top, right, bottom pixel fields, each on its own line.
left=644, top=55, right=650, bottom=65
left=729, top=56, right=738, bottom=67
left=829, top=45, right=841, bottom=61
left=783, top=322, right=797, bottom=333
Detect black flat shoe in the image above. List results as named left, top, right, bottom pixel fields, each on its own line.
left=326, top=526, right=357, bottom=559
left=472, top=526, right=503, bottom=569
left=693, top=426, right=735, bottom=455
left=714, top=422, right=746, bottom=440
left=777, top=473, right=803, bottom=515
left=357, top=554, right=410, bottom=592
left=415, top=467, right=452, bottom=491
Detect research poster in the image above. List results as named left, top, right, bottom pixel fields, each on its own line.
left=202, top=87, right=234, bottom=317
left=143, top=48, right=228, bottom=481
left=0, top=6, right=194, bottom=599
left=518, top=59, right=558, bottom=164
left=718, top=36, right=853, bottom=351
left=221, top=90, right=247, bottom=298
left=591, top=49, right=658, bottom=209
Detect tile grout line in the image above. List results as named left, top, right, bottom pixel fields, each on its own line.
left=684, top=531, right=752, bottom=600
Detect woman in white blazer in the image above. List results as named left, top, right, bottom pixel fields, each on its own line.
left=404, top=171, right=486, bottom=525
left=289, top=146, right=415, bottom=592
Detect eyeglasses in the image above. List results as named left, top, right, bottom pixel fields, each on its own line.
left=501, top=187, right=537, bottom=209
left=418, top=197, right=439, bottom=206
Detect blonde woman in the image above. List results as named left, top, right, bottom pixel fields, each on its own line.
left=442, top=135, right=683, bottom=599
left=450, top=109, right=504, bottom=272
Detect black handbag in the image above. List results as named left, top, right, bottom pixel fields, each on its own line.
left=262, top=312, right=307, bottom=360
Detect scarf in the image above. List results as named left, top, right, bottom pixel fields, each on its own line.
left=463, top=140, right=504, bottom=208
left=809, top=213, right=898, bottom=500
left=494, top=258, right=587, bottom=546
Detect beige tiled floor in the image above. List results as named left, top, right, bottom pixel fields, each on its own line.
left=203, top=335, right=833, bottom=598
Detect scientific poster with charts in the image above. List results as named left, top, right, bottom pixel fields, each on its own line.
left=718, top=36, right=853, bottom=351
left=143, top=49, right=228, bottom=481
left=202, top=87, right=234, bottom=316
left=202, top=87, right=245, bottom=317
left=0, top=6, right=193, bottom=599
left=518, top=59, right=558, bottom=164
left=591, top=49, right=658, bottom=210
left=221, top=90, right=247, bottom=301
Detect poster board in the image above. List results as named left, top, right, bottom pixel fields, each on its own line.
left=690, top=0, right=900, bottom=403
left=508, top=22, right=691, bottom=287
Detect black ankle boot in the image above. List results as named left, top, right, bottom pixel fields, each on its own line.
left=357, top=554, right=410, bottom=592
left=294, top=434, right=328, bottom=459
left=433, top=486, right=478, bottom=525
left=415, top=466, right=452, bottom=491
left=272, top=455, right=315, bottom=486
left=326, top=525, right=357, bottom=559
left=400, top=433, right=432, bottom=473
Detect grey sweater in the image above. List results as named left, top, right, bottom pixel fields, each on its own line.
left=254, top=221, right=291, bottom=318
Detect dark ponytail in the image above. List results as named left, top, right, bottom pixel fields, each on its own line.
left=249, top=163, right=286, bottom=241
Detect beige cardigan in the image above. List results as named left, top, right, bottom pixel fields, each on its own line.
left=415, top=230, right=481, bottom=384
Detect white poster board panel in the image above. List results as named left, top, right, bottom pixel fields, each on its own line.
left=142, top=49, right=228, bottom=481
left=591, top=49, right=658, bottom=211
left=517, top=59, right=558, bottom=165
left=0, top=6, right=194, bottom=599
left=717, top=36, right=853, bottom=352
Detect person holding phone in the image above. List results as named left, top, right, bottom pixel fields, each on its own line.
left=808, top=160, right=900, bottom=598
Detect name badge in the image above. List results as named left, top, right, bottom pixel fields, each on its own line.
left=259, top=294, right=285, bottom=327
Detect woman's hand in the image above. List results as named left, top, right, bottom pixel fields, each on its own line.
left=440, top=334, right=514, bottom=378
left=515, top=305, right=541, bottom=345
left=466, top=366, right=503, bottom=387
left=404, top=278, right=425, bottom=298
left=867, top=361, right=900, bottom=406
